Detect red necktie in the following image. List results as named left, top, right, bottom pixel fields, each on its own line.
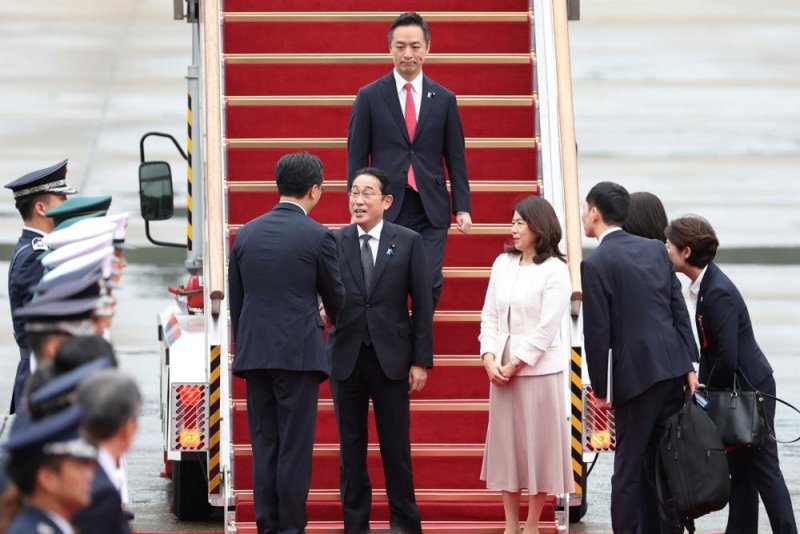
left=404, top=83, right=418, bottom=191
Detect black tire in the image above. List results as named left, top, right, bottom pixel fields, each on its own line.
left=569, top=459, right=589, bottom=522
left=171, top=459, right=213, bottom=520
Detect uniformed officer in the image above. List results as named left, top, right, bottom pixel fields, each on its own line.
left=2, top=406, right=97, bottom=534
left=4, top=159, right=77, bottom=413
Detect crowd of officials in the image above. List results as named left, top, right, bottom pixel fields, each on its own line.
left=3, top=9, right=795, bottom=534
left=2, top=159, right=140, bottom=533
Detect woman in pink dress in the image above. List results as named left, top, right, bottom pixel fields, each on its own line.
left=479, top=195, right=574, bottom=534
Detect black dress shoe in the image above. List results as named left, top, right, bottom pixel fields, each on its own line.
left=123, top=509, right=135, bottom=521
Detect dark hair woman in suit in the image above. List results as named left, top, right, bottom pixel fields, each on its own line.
left=623, top=191, right=668, bottom=242
left=665, top=215, right=797, bottom=534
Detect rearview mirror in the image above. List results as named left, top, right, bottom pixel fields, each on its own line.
left=139, top=161, right=174, bottom=221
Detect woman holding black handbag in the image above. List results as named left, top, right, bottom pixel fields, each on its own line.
left=665, top=215, right=797, bottom=534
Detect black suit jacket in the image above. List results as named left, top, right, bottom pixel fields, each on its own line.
left=347, top=72, right=470, bottom=229
left=229, top=202, right=345, bottom=377
left=6, top=506, right=66, bottom=534
left=328, top=222, right=433, bottom=381
left=695, top=262, right=773, bottom=388
left=73, top=464, right=131, bottom=534
left=581, top=230, right=698, bottom=406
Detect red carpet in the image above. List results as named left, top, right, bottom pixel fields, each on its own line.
left=221, top=1, right=553, bottom=531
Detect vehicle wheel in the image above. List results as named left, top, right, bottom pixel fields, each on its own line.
left=569, top=460, right=588, bottom=522
left=171, top=459, right=213, bottom=520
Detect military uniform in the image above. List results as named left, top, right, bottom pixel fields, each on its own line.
left=4, top=159, right=77, bottom=413
left=6, top=506, right=70, bottom=534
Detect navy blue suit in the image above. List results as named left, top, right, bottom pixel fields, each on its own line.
left=347, top=72, right=470, bottom=306
left=73, top=465, right=131, bottom=534
left=229, top=201, right=345, bottom=534
left=581, top=230, right=698, bottom=534
left=7, top=228, right=47, bottom=414
left=6, top=506, right=67, bottom=534
left=696, top=262, right=796, bottom=534
left=328, top=222, right=433, bottom=534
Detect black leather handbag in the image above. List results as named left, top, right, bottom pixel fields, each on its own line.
left=700, top=373, right=767, bottom=447
left=698, top=369, right=800, bottom=447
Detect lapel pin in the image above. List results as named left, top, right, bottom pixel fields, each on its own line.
left=426, top=91, right=435, bottom=99
left=386, top=244, right=396, bottom=256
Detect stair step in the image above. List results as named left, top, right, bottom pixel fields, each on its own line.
left=225, top=62, right=532, bottom=96
left=228, top=189, right=533, bottom=227
left=224, top=1, right=531, bottom=13
left=227, top=146, right=536, bottom=183
left=224, top=19, right=530, bottom=55
left=226, top=103, right=534, bottom=138
left=232, top=356, right=489, bottom=401
left=233, top=490, right=558, bottom=523
left=232, top=443, right=487, bottom=490
left=233, top=521, right=560, bottom=534
left=232, top=399, right=489, bottom=445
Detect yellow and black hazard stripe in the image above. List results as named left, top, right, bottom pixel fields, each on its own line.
left=187, top=93, right=193, bottom=251
left=570, top=346, right=584, bottom=495
left=208, top=345, right=222, bottom=494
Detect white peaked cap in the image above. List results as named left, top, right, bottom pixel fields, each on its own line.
left=41, top=246, right=115, bottom=284
left=43, top=220, right=116, bottom=249
left=41, top=233, right=114, bottom=269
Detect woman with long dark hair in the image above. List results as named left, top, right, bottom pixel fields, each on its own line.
left=479, top=196, right=573, bottom=534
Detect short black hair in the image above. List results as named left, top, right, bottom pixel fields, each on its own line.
left=54, top=335, right=118, bottom=374
left=586, top=181, right=630, bottom=225
left=15, top=193, right=51, bottom=220
left=665, top=215, right=719, bottom=268
left=274, top=152, right=323, bottom=198
left=388, top=12, right=431, bottom=45
left=352, top=167, right=391, bottom=196
left=623, top=191, right=668, bottom=242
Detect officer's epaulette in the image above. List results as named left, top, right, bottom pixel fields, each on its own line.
left=31, top=237, right=49, bottom=252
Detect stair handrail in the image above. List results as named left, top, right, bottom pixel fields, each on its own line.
left=200, top=0, right=225, bottom=316
left=552, top=0, right=583, bottom=314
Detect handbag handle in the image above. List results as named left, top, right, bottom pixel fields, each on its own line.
left=712, top=366, right=800, bottom=445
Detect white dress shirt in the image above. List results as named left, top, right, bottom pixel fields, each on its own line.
left=393, top=69, right=422, bottom=121
left=598, top=226, right=622, bottom=243
left=356, top=220, right=383, bottom=264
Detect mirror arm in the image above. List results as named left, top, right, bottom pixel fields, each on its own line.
left=145, top=220, right=186, bottom=249
left=140, top=132, right=188, bottom=163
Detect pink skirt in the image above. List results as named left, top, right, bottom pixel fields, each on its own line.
left=480, top=372, right=574, bottom=494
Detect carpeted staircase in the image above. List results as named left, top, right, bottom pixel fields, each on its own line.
left=223, top=1, right=557, bottom=532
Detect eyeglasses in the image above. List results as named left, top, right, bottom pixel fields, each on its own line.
left=348, top=189, right=382, bottom=200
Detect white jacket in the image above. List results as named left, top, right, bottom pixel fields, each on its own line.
left=478, top=253, right=571, bottom=376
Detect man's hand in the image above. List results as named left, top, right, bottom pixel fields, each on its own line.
left=408, top=366, right=428, bottom=393
left=481, top=353, right=509, bottom=386
left=685, top=370, right=700, bottom=393
left=595, top=398, right=612, bottom=411
left=456, top=212, right=472, bottom=234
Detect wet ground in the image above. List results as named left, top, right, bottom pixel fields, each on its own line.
left=1, top=0, right=798, bottom=532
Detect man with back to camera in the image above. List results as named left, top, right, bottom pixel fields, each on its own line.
left=347, top=12, right=472, bottom=308
left=580, top=181, right=699, bottom=534
left=228, top=152, right=345, bottom=534
left=4, top=159, right=77, bottom=413
left=327, top=167, right=433, bottom=534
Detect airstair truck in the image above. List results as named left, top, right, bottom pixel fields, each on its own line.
left=136, top=0, right=615, bottom=530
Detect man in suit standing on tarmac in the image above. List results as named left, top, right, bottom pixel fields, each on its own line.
left=327, top=167, right=433, bottom=534
left=580, top=181, right=699, bottom=534
left=347, top=12, right=472, bottom=307
left=229, top=152, right=345, bottom=534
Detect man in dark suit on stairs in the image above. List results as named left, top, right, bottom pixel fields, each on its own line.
left=580, top=181, right=699, bottom=534
left=229, top=152, right=345, bottom=534
left=326, top=167, right=433, bottom=534
left=347, top=12, right=472, bottom=308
